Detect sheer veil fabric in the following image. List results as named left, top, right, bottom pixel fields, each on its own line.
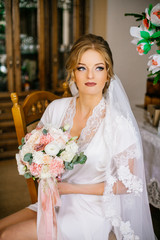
left=102, top=75, right=156, bottom=239
left=70, top=74, right=156, bottom=239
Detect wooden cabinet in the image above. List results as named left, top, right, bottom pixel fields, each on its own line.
left=0, top=0, right=89, bottom=160
left=0, top=0, right=89, bottom=96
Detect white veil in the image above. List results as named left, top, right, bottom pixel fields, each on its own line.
left=103, top=75, right=156, bottom=239
left=69, top=74, right=156, bottom=239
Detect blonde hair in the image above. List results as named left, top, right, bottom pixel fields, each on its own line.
left=65, top=34, right=114, bottom=87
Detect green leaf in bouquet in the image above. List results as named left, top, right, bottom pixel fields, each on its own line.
left=65, top=161, right=74, bottom=170
left=24, top=153, right=33, bottom=165
left=42, top=129, right=48, bottom=135
left=156, top=50, right=160, bottom=54
left=140, top=31, right=150, bottom=40
left=21, top=137, right=25, bottom=145
left=24, top=172, right=32, bottom=179
left=73, top=152, right=87, bottom=165
left=77, top=154, right=87, bottom=165
left=18, top=137, right=25, bottom=150
left=18, top=145, right=23, bottom=150
left=72, top=154, right=79, bottom=163
left=57, top=149, right=65, bottom=157
left=68, top=136, right=78, bottom=142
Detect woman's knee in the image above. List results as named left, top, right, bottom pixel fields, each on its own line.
left=0, top=227, right=12, bottom=240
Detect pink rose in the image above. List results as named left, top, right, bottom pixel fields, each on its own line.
left=49, top=157, right=64, bottom=177
left=30, top=163, right=42, bottom=176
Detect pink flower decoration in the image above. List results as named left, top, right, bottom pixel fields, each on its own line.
left=39, top=133, right=54, bottom=145
left=34, top=143, right=46, bottom=151
left=49, top=157, right=64, bottom=177
left=30, top=163, right=42, bottom=176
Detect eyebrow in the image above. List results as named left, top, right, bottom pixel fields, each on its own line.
left=78, top=63, right=105, bottom=66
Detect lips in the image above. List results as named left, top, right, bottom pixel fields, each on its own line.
left=85, top=82, right=97, bottom=87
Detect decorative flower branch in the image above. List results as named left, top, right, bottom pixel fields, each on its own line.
left=125, top=3, right=160, bottom=84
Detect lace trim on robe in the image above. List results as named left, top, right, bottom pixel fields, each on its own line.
left=62, top=97, right=106, bottom=152
left=103, top=143, right=143, bottom=239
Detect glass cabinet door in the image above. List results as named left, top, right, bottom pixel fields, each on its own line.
left=13, top=0, right=39, bottom=93
left=19, top=0, right=38, bottom=92
left=51, top=0, right=88, bottom=93
left=57, top=0, right=73, bottom=86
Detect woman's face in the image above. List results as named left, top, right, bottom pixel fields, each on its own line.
left=74, top=49, right=108, bottom=97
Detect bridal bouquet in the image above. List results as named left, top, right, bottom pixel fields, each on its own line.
left=16, top=124, right=87, bottom=240
left=125, top=3, right=160, bottom=84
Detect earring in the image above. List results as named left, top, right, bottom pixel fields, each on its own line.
left=69, top=79, right=79, bottom=97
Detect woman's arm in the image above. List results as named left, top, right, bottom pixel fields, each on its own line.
left=57, top=182, right=105, bottom=195
left=57, top=181, right=128, bottom=195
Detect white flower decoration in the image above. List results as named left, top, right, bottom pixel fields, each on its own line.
left=32, top=151, right=45, bottom=164
left=66, top=141, right=78, bottom=154
left=44, top=142, right=61, bottom=156
left=60, top=150, right=75, bottom=162
left=150, top=3, right=160, bottom=27
left=60, top=141, right=78, bottom=162
left=130, top=25, right=155, bottom=45
left=148, top=54, right=160, bottom=74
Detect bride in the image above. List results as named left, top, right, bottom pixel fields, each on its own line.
left=0, top=34, right=156, bottom=240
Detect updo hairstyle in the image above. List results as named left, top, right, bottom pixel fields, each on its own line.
left=65, top=34, right=114, bottom=88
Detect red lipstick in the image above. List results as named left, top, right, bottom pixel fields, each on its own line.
left=85, top=82, right=96, bottom=87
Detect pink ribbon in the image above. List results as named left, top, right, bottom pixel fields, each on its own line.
left=37, top=178, right=61, bottom=240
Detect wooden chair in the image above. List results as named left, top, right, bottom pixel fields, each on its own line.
left=10, top=90, right=67, bottom=203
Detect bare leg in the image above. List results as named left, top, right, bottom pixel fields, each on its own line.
left=0, top=208, right=37, bottom=240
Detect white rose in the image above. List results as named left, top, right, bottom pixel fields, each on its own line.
left=32, top=151, right=45, bottom=164
left=44, top=142, right=61, bottom=156
left=65, top=141, right=78, bottom=154
left=60, top=150, right=75, bottom=162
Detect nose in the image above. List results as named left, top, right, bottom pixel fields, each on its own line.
left=87, top=68, right=94, bottom=79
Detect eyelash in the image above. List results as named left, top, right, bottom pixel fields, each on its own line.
left=77, top=67, right=86, bottom=71
left=77, top=66, right=104, bottom=71
left=96, top=66, right=104, bottom=71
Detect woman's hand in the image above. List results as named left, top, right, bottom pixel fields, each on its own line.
left=57, top=182, right=73, bottom=195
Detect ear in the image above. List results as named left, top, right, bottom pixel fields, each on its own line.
left=71, top=71, right=75, bottom=82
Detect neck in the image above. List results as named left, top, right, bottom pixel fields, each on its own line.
left=76, top=93, right=103, bottom=118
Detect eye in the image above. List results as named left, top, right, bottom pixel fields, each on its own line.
left=77, top=66, right=86, bottom=71
left=96, top=66, right=104, bottom=71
